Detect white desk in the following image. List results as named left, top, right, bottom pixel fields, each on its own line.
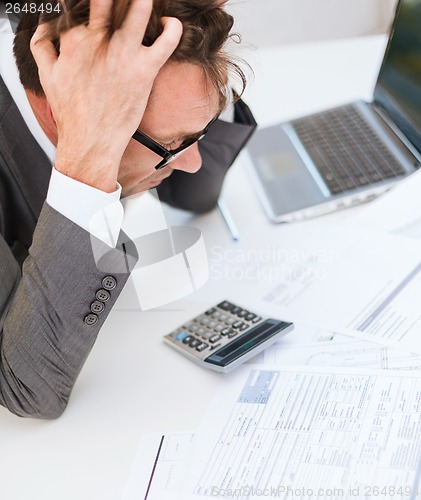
left=0, top=35, right=387, bottom=500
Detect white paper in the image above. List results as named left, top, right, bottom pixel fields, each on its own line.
left=262, top=336, right=421, bottom=370
left=249, top=323, right=353, bottom=364
left=261, top=230, right=421, bottom=355
left=123, top=432, right=194, bottom=500
left=266, top=323, right=344, bottom=347
left=207, top=223, right=373, bottom=318
left=182, top=365, right=421, bottom=499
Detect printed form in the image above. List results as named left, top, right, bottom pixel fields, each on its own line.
left=182, top=366, right=421, bottom=499
left=123, top=362, right=421, bottom=500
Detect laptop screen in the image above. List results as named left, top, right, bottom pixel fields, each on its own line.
left=374, top=0, right=421, bottom=156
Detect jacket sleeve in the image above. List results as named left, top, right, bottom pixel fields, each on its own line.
left=156, top=98, right=257, bottom=213
left=0, top=203, right=137, bottom=419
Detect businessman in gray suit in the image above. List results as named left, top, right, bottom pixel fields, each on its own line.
left=0, top=0, right=255, bottom=418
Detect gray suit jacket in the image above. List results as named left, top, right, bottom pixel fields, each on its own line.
left=0, top=77, right=138, bottom=418
left=0, top=76, right=256, bottom=419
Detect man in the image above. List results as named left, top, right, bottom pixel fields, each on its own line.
left=0, top=0, right=255, bottom=419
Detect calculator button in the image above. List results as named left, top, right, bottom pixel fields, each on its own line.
left=182, top=335, right=193, bottom=344
left=221, top=327, right=234, bottom=336
left=233, top=320, right=245, bottom=329
left=245, top=313, right=256, bottom=321
left=175, top=331, right=190, bottom=342
left=210, top=343, right=222, bottom=351
left=196, top=342, right=209, bottom=352
left=225, top=318, right=236, bottom=326
left=219, top=314, right=228, bottom=322
left=231, top=306, right=242, bottom=315
left=214, top=323, right=225, bottom=332
left=200, top=317, right=211, bottom=326
left=218, top=301, right=234, bottom=311
left=209, top=334, right=222, bottom=343
left=190, top=324, right=200, bottom=333
left=208, top=320, right=217, bottom=329
left=189, top=338, right=202, bottom=348
left=237, top=310, right=249, bottom=318
left=201, top=331, right=216, bottom=340
left=228, top=331, right=239, bottom=339
left=239, top=324, right=249, bottom=332
left=252, top=316, right=262, bottom=323
left=205, top=308, right=217, bottom=315
left=197, top=327, right=206, bottom=336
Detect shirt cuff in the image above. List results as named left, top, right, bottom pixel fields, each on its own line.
left=46, top=167, right=123, bottom=248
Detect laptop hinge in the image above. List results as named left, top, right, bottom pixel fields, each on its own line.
left=371, top=103, right=421, bottom=167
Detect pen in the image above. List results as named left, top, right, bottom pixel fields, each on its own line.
left=217, top=198, right=240, bottom=241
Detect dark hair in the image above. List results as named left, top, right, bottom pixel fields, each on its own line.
left=13, top=0, right=247, bottom=108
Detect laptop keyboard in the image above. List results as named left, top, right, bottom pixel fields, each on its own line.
left=291, top=104, right=406, bottom=194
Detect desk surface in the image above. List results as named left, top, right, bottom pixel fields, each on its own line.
left=0, top=36, right=387, bottom=500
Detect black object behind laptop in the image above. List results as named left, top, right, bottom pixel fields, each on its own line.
left=245, top=0, right=421, bottom=222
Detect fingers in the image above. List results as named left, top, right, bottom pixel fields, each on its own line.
left=120, top=0, right=153, bottom=44
left=31, top=0, right=183, bottom=86
left=89, top=0, right=113, bottom=31
left=89, top=0, right=182, bottom=66
left=121, top=1, right=182, bottom=61
left=146, top=17, right=183, bottom=66
left=30, top=22, right=57, bottom=75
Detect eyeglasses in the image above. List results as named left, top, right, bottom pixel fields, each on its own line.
left=132, top=115, right=219, bottom=170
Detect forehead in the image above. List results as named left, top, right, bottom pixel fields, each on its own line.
left=141, top=61, right=221, bottom=139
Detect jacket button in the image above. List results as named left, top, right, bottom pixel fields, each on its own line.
left=102, top=276, right=117, bottom=290
left=84, top=313, right=98, bottom=326
left=96, top=289, right=111, bottom=302
left=90, top=300, right=105, bottom=314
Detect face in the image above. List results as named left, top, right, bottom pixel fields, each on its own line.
left=118, top=61, right=220, bottom=198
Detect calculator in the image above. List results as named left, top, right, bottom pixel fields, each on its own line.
left=163, top=300, right=294, bottom=372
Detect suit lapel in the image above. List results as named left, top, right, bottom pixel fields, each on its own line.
left=0, top=76, right=52, bottom=221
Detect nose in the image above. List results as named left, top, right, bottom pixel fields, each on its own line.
left=172, top=143, right=202, bottom=174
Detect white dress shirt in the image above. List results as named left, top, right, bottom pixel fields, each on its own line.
left=0, top=16, right=123, bottom=248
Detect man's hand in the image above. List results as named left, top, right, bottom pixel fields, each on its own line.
left=30, top=0, right=182, bottom=192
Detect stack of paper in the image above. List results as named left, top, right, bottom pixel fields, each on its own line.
left=124, top=171, right=421, bottom=499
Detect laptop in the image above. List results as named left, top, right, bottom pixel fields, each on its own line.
left=245, top=0, right=421, bottom=222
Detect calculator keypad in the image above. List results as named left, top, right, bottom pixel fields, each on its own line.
left=165, top=300, right=264, bottom=361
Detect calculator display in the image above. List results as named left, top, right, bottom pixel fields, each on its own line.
left=164, top=300, right=294, bottom=373
left=204, top=320, right=289, bottom=368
